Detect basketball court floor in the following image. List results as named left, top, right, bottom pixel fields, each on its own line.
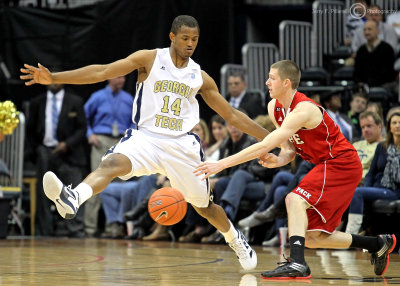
left=0, top=238, right=398, bottom=285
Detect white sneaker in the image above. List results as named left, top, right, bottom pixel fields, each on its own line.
left=43, top=171, right=79, bottom=219
left=238, top=212, right=265, bottom=228
left=228, top=229, right=257, bottom=270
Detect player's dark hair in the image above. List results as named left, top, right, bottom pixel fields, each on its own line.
left=170, top=15, right=200, bottom=35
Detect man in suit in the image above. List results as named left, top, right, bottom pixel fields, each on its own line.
left=26, top=83, right=87, bottom=237
left=225, top=73, right=266, bottom=119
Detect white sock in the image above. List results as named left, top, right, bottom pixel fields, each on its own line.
left=73, top=183, right=93, bottom=206
left=221, top=220, right=238, bottom=243
left=345, top=213, right=363, bottom=234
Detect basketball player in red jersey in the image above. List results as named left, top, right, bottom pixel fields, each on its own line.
left=195, top=60, right=396, bottom=279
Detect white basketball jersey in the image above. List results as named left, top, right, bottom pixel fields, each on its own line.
left=131, top=48, right=203, bottom=136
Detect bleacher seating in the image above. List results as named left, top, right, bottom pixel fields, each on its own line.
left=367, top=87, right=393, bottom=114
left=312, top=0, right=346, bottom=68
left=242, top=43, right=280, bottom=93
left=301, top=66, right=330, bottom=87
left=331, top=66, right=354, bottom=87
left=371, top=200, right=400, bottom=252
left=0, top=112, right=26, bottom=236
left=279, top=20, right=313, bottom=71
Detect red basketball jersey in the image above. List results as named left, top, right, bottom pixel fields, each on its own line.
left=273, top=91, right=355, bottom=164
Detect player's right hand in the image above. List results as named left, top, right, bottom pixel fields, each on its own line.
left=20, top=63, right=52, bottom=86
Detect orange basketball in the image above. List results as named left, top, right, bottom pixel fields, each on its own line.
left=148, top=187, right=187, bottom=226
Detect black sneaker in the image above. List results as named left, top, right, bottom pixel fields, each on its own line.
left=261, top=257, right=311, bottom=279
left=371, top=234, right=396, bottom=275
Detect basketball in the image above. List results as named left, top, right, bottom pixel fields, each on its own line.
left=148, top=187, right=187, bottom=226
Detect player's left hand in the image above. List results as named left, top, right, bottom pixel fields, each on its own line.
left=194, top=161, right=225, bottom=180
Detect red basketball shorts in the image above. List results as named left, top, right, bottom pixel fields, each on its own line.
left=292, top=150, right=362, bottom=233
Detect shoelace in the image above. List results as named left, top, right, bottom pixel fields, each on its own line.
left=65, top=184, right=80, bottom=206
left=276, top=254, right=291, bottom=266
left=229, top=238, right=248, bottom=259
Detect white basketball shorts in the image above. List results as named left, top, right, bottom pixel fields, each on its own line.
left=103, top=128, right=212, bottom=208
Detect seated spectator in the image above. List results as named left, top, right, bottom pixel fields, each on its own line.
left=366, top=102, right=386, bottom=136
left=354, top=20, right=397, bottom=97
left=366, top=102, right=384, bottom=122
left=243, top=169, right=294, bottom=247
left=386, top=10, right=400, bottom=38
left=345, top=112, right=400, bottom=234
left=309, top=93, right=321, bottom=105
left=123, top=175, right=170, bottom=240
left=213, top=116, right=278, bottom=225
left=344, top=0, right=369, bottom=46
left=351, top=5, right=398, bottom=55
left=344, top=0, right=369, bottom=45
left=226, top=72, right=266, bottom=119
left=179, top=114, right=260, bottom=243
left=205, top=115, right=228, bottom=161
left=321, top=91, right=357, bottom=141
left=176, top=120, right=215, bottom=242
left=238, top=160, right=314, bottom=246
left=191, top=119, right=210, bottom=150
left=100, top=175, right=157, bottom=238
left=387, top=105, right=400, bottom=122
left=352, top=111, right=384, bottom=186
left=347, top=93, right=368, bottom=136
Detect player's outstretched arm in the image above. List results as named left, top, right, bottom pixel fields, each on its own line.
left=194, top=126, right=294, bottom=179
left=258, top=100, right=296, bottom=168
left=194, top=102, right=318, bottom=179
left=20, top=49, right=156, bottom=86
left=199, top=70, right=269, bottom=141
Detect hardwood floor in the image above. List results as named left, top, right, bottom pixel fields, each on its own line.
left=0, top=238, right=398, bottom=285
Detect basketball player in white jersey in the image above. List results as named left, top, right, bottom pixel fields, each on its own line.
left=20, top=15, right=268, bottom=270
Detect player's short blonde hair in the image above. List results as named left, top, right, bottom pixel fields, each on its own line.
left=270, top=60, right=301, bottom=89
